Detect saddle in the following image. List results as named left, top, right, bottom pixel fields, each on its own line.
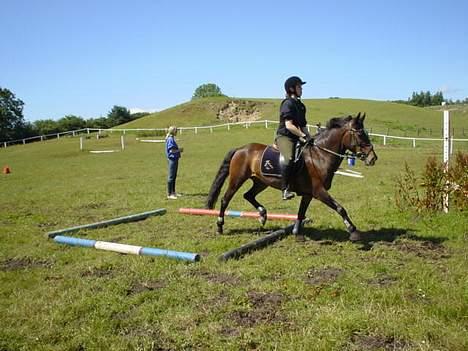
left=260, top=143, right=303, bottom=178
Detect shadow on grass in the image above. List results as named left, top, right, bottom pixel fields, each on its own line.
left=181, top=192, right=209, bottom=198
left=301, top=226, right=448, bottom=250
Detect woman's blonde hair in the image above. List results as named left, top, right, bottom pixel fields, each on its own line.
left=166, top=126, right=177, bottom=139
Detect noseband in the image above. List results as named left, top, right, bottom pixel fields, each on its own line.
left=348, top=127, right=372, bottom=161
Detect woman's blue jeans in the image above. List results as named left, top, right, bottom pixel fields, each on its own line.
left=167, top=158, right=179, bottom=195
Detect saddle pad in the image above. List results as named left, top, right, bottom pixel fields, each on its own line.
left=260, top=146, right=282, bottom=178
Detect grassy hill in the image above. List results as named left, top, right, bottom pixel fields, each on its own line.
left=120, top=97, right=467, bottom=138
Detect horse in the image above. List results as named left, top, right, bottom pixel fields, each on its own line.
left=205, top=113, right=378, bottom=241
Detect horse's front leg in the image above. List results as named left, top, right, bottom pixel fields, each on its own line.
left=293, top=195, right=312, bottom=241
left=315, top=189, right=362, bottom=241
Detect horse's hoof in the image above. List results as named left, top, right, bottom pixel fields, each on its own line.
left=295, top=234, right=306, bottom=242
left=349, top=231, right=362, bottom=242
left=258, top=216, right=267, bottom=226
left=292, top=220, right=302, bottom=236
left=217, top=227, right=223, bottom=235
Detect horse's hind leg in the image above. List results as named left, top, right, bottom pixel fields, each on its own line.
left=243, top=179, right=268, bottom=225
left=217, top=175, right=250, bottom=234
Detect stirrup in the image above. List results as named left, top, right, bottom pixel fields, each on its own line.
left=282, top=189, right=295, bottom=200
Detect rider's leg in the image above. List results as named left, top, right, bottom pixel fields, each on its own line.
left=276, top=136, right=295, bottom=200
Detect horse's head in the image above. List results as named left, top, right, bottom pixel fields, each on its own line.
left=343, top=112, right=378, bottom=166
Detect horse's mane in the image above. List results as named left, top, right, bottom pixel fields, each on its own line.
left=314, top=115, right=352, bottom=142
left=326, top=115, right=352, bottom=129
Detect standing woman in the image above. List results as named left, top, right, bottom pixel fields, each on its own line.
left=165, top=126, right=183, bottom=199
left=275, top=76, right=313, bottom=200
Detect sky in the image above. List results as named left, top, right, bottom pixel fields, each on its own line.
left=1, top=0, right=468, bottom=122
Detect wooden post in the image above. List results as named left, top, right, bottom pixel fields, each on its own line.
left=80, top=137, right=83, bottom=151
left=383, top=135, right=387, bottom=145
left=121, top=135, right=125, bottom=150
left=412, top=138, right=416, bottom=148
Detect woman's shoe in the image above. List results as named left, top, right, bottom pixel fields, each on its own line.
left=167, top=194, right=177, bottom=200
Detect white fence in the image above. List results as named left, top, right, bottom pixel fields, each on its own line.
left=1, top=120, right=467, bottom=149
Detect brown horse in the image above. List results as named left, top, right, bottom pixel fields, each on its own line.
left=205, top=113, right=378, bottom=241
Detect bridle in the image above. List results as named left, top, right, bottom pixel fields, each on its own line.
left=300, top=126, right=372, bottom=161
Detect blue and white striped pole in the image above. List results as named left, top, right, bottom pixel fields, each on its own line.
left=53, top=235, right=200, bottom=262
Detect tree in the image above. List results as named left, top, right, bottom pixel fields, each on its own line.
left=57, top=115, right=86, bottom=131
left=86, top=117, right=110, bottom=129
left=0, top=87, right=25, bottom=141
left=107, top=105, right=131, bottom=126
left=192, top=83, right=225, bottom=99
left=33, top=119, right=61, bottom=135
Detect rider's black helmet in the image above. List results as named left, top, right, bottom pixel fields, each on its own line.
left=284, top=76, right=306, bottom=93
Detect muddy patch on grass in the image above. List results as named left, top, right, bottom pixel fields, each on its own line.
left=80, top=266, right=114, bottom=278
left=229, top=291, right=287, bottom=327
left=367, top=274, right=398, bottom=287
left=0, top=257, right=53, bottom=271
left=348, top=334, right=410, bottom=350
left=126, top=280, right=167, bottom=295
left=378, top=239, right=450, bottom=260
left=190, top=269, right=241, bottom=286
left=306, top=267, right=344, bottom=286
left=207, top=290, right=232, bottom=309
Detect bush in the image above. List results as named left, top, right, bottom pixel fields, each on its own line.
left=395, top=152, right=467, bottom=212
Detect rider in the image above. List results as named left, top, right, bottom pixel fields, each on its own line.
left=275, top=76, right=313, bottom=200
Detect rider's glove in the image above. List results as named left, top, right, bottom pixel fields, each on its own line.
left=299, top=135, right=314, bottom=145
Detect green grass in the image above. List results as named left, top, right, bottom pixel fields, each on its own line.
left=120, top=97, right=468, bottom=138
left=0, top=126, right=467, bottom=350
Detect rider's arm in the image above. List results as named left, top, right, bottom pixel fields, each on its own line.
left=285, top=120, right=307, bottom=138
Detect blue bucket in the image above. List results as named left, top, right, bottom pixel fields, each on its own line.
left=347, top=157, right=355, bottom=167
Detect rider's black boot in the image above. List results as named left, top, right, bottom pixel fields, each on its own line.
left=281, top=163, right=295, bottom=200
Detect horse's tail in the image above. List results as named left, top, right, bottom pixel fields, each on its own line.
left=206, top=148, right=238, bottom=209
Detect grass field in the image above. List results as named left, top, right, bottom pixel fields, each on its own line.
left=1, top=123, right=467, bottom=350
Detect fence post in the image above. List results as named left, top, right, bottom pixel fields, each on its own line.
left=41, top=136, right=44, bottom=141
left=80, top=137, right=83, bottom=151
left=195, top=127, right=198, bottom=134
left=3, top=142, right=6, bottom=148
left=87, top=128, right=90, bottom=134
left=265, top=120, right=268, bottom=128
left=383, top=135, right=387, bottom=145
left=57, top=134, right=60, bottom=140
left=443, top=109, right=450, bottom=213
left=412, top=138, right=416, bottom=148
left=210, top=127, right=213, bottom=133
left=227, top=123, right=230, bottom=131
left=121, top=135, right=125, bottom=150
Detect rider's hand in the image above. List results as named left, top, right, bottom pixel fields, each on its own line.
left=299, top=135, right=313, bottom=145
left=305, top=134, right=314, bottom=144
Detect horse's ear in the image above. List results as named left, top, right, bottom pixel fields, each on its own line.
left=356, top=112, right=361, bottom=120
left=361, top=113, right=366, bottom=122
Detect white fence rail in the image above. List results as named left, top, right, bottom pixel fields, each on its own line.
left=1, top=120, right=467, bottom=149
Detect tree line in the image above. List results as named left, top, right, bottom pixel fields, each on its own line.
left=394, top=91, right=468, bottom=107
left=1, top=87, right=149, bottom=142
